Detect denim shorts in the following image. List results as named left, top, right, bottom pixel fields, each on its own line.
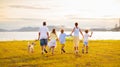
left=40, top=39, right=48, bottom=46
left=84, top=42, right=88, bottom=46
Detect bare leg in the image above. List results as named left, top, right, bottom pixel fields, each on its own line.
left=61, top=45, right=65, bottom=54
left=86, top=46, right=88, bottom=53
left=74, top=46, right=76, bottom=53
left=82, top=45, right=85, bottom=54
left=41, top=46, right=45, bottom=54
left=44, top=44, right=48, bottom=53
left=51, top=46, right=55, bottom=55
left=76, top=46, right=79, bottom=54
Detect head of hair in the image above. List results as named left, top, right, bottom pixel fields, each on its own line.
left=61, top=29, right=64, bottom=33
left=43, top=22, right=46, bottom=26
left=52, top=28, right=56, bottom=34
left=85, top=29, right=89, bottom=33
left=75, top=22, right=78, bottom=27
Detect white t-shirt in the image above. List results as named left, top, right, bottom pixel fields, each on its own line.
left=39, top=26, right=49, bottom=39
left=74, top=27, right=80, bottom=36
left=83, top=33, right=89, bottom=42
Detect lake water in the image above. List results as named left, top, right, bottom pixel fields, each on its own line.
left=0, top=31, right=120, bottom=41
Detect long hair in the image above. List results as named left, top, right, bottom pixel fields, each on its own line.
left=52, top=28, right=56, bottom=35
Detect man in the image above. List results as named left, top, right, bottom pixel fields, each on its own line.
left=38, top=22, right=49, bottom=54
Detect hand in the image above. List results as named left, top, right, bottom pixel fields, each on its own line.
left=91, top=31, right=93, bottom=34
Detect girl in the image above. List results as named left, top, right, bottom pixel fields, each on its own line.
left=48, top=29, right=58, bottom=55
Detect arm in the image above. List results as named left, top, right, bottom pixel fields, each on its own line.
left=47, top=32, right=49, bottom=39
left=79, top=29, right=83, bottom=37
left=89, top=31, right=93, bottom=37
left=70, top=27, right=75, bottom=35
left=38, top=32, right=40, bottom=40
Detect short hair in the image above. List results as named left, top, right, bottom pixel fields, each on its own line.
left=75, top=22, right=78, bottom=27
left=61, top=29, right=64, bottom=33
left=85, top=29, right=89, bottom=33
left=43, top=22, right=46, bottom=26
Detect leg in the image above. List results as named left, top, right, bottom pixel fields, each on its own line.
left=61, top=44, right=65, bottom=53
left=82, top=45, right=85, bottom=54
left=76, top=46, right=79, bottom=54
left=74, top=46, right=76, bottom=53
left=40, top=39, right=44, bottom=54
left=49, top=47, right=51, bottom=52
left=31, top=48, right=34, bottom=53
left=44, top=39, right=48, bottom=53
left=51, top=46, right=55, bottom=55
left=41, top=46, right=44, bottom=54
left=86, top=45, right=88, bottom=53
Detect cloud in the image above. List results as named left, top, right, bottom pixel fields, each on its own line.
left=9, top=5, right=50, bottom=10
left=0, top=18, right=46, bottom=21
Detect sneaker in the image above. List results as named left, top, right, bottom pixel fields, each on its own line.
left=86, top=52, right=88, bottom=54
left=44, top=49, right=48, bottom=53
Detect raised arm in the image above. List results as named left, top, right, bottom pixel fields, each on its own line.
left=79, top=29, right=83, bottom=37
left=89, top=31, right=93, bottom=37
left=38, top=32, right=40, bottom=40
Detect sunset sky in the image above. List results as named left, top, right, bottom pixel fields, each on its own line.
left=0, top=0, right=120, bottom=30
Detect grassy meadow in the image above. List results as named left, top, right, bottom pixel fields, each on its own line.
left=0, top=40, right=120, bottom=67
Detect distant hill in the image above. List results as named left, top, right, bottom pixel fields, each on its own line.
left=0, top=26, right=72, bottom=32
left=0, top=29, right=8, bottom=32
left=0, top=26, right=120, bottom=32
left=111, top=27, right=120, bottom=31
left=11, top=27, right=39, bottom=32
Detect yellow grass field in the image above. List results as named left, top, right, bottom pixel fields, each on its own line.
left=0, top=40, right=120, bottom=67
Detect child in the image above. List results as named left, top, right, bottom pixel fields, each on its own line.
left=82, top=29, right=93, bottom=54
left=48, top=29, right=58, bottom=55
left=59, top=29, right=71, bottom=54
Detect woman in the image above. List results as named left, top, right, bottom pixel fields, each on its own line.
left=71, top=22, right=83, bottom=54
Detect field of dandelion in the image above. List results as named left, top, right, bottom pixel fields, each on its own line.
left=0, top=40, right=120, bottom=67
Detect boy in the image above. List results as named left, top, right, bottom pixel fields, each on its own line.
left=59, top=29, right=70, bottom=54
left=82, top=29, right=93, bottom=54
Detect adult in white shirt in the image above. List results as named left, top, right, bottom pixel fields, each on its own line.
left=38, top=22, right=49, bottom=54
left=71, top=22, right=83, bottom=54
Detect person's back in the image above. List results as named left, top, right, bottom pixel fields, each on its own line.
left=59, top=33, right=66, bottom=44
left=74, top=27, right=80, bottom=36
left=39, top=26, right=48, bottom=39
left=38, top=22, right=49, bottom=54
left=83, top=33, right=89, bottom=42
left=82, top=29, right=93, bottom=54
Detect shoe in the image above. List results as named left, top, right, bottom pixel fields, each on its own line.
left=62, top=49, right=66, bottom=53
left=82, top=49, right=84, bottom=54
left=86, top=52, right=88, bottom=54
left=44, top=49, right=48, bottom=53
left=41, top=52, right=44, bottom=54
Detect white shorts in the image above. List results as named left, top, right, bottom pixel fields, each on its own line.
left=73, top=36, right=79, bottom=47
left=48, top=39, right=56, bottom=47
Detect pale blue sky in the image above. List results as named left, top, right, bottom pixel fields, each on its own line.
left=0, top=0, right=120, bottom=30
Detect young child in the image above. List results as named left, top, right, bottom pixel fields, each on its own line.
left=82, top=29, right=93, bottom=54
left=59, top=29, right=71, bottom=54
left=48, top=29, right=58, bottom=55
